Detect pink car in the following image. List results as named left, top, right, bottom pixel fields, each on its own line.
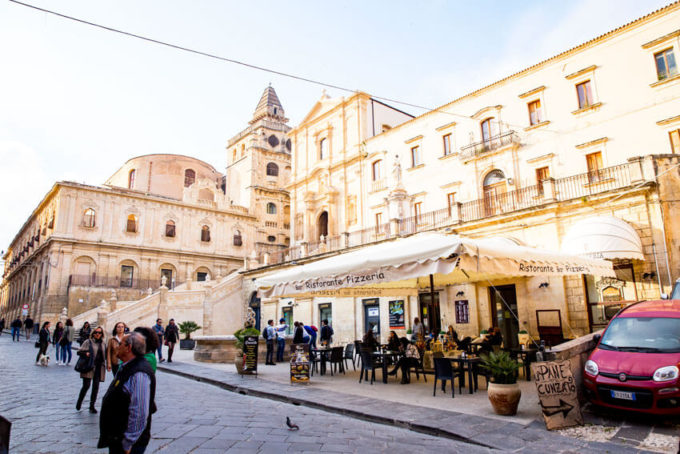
left=583, top=299, right=680, bottom=415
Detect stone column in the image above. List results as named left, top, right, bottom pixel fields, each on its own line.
left=97, top=300, right=109, bottom=331
left=158, top=286, right=168, bottom=322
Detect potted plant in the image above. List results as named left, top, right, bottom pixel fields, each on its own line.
left=480, top=351, right=521, bottom=416
left=233, top=326, right=260, bottom=374
left=518, top=330, right=530, bottom=347
left=178, top=321, right=201, bottom=350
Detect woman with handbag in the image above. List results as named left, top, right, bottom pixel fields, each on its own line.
left=106, top=322, right=126, bottom=376
left=75, top=327, right=107, bottom=413
left=35, top=321, right=51, bottom=365
left=61, top=319, right=75, bottom=366
left=52, top=321, right=64, bottom=365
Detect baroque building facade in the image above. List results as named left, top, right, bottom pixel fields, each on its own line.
left=247, top=2, right=680, bottom=347
left=0, top=87, right=292, bottom=324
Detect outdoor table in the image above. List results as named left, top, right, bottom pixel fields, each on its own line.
left=372, top=350, right=401, bottom=383
left=312, top=347, right=332, bottom=375
left=509, top=348, right=538, bottom=381
left=447, top=355, right=482, bottom=394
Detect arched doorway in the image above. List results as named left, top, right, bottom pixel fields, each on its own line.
left=483, top=169, right=507, bottom=216
left=317, top=211, right=328, bottom=240
left=249, top=291, right=261, bottom=331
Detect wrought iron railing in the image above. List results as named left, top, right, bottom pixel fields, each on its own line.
left=257, top=162, right=635, bottom=267
left=68, top=274, right=186, bottom=291
left=460, top=130, right=520, bottom=160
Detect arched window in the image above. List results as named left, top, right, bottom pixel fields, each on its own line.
left=201, top=225, right=211, bottom=242
left=266, top=162, right=279, bottom=176
left=481, top=117, right=496, bottom=144
left=128, top=169, right=136, bottom=189
left=233, top=230, right=242, bottom=246
left=165, top=220, right=176, bottom=237
left=319, top=138, right=327, bottom=160
left=83, top=208, right=96, bottom=228
left=184, top=169, right=196, bottom=187
left=483, top=169, right=506, bottom=187
left=126, top=214, right=137, bottom=233
left=483, top=169, right=507, bottom=216
left=266, top=203, right=277, bottom=214
left=372, top=159, right=382, bottom=181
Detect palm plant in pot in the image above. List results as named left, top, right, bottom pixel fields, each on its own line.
left=480, top=351, right=521, bottom=415
left=178, top=321, right=201, bottom=350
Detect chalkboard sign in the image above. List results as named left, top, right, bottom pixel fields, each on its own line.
left=455, top=300, right=469, bottom=324
left=290, top=343, right=310, bottom=383
left=0, top=415, right=10, bottom=454
left=531, top=360, right=582, bottom=430
left=389, top=300, right=405, bottom=329
left=242, top=335, right=258, bottom=375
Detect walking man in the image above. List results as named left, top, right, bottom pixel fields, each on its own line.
left=264, top=320, right=276, bottom=365
left=275, top=318, right=288, bottom=362
left=23, top=316, right=34, bottom=341
left=11, top=317, right=22, bottom=341
left=98, top=332, right=156, bottom=454
left=152, top=319, right=165, bottom=363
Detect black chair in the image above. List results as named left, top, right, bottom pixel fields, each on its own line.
left=343, top=343, right=355, bottom=371
left=329, top=346, right=345, bottom=375
left=433, top=358, right=463, bottom=398
left=359, top=349, right=383, bottom=385
left=309, top=349, right=322, bottom=376
left=354, top=340, right=362, bottom=363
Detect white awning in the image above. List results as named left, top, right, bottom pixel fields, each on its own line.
left=561, top=216, right=644, bottom=261
left=256, top=233, right=615, bottom=297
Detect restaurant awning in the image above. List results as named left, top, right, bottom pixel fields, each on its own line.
left=255, top=233, right=615, bottom=297
left=560, top=216, right=644, bottom=261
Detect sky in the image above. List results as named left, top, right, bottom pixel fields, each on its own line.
left=0, top=0, right=671, bottom=252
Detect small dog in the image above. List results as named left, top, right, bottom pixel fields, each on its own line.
left=38, top=354, right=50, bottom=366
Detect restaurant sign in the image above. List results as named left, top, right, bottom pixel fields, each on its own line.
left=531, top=360, right=582, bottom=430
left=241, top=335, right=258, bottom=375
left=290, top=343, right=310, bottom=383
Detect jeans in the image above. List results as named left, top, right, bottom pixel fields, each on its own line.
left=276, top=338, right=285, bottom=362
left=11, top=327, right=20, bottom=341
left=25, top=328, right=31, bottom=340
left=63, top=342, right=73, bottom=364
left=309, top=334, right=317, bottom=350
left=55, top=344, right=63, bottom=362
left=266, top=340, right=275, bottom=364
left=156, top=345, right=163, bottom=360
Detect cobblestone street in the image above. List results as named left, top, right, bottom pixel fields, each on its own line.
left=0, top=336, right=493, bottom=453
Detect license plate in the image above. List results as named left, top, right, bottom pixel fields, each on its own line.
left=611, top=390, right=635, bottom=401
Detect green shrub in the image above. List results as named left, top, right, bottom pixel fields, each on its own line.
left=234, top=327, right=260, bottom=351
left=178, top=321, right=202, bottom=340
left=480, top=351, right=520, bottom=385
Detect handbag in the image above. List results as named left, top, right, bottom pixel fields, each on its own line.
left=34, top=341, right=40, bottom=348
left=74, top=342, right=95, bottom=373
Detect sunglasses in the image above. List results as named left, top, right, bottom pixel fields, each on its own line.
left=93, top=331, right=103, bottom=335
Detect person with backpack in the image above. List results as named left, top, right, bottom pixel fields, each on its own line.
left=263, top=319, right=276, bottom=365
left=320, top=319, right=334, bottom=347
left=152, top=319, right=165, bottom=363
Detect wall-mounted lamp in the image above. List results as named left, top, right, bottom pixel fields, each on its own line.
left=642, top=272, right=656, bottom=280
left=456, top=291, right=465, bottom=297
left=538, top=282, right=549, bottom=289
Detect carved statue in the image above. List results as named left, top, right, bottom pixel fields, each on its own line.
left=392, top=154, right=402, bottom=185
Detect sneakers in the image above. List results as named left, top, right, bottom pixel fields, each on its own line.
left=159, top=358, right=165, bottom=363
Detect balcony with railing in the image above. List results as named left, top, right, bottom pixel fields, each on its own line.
left=68, top=274, right=186, bottom=292
left=460, top=130, right=520, bottom=161
left=255, top=162, right=639, bottom=267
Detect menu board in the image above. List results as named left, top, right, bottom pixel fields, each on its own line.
left=389, top=300, right=405, bottom=329
left=242, top=335, right=258, bottom=375
left=290, top=343, right=310, bottom=383
left=531, top=360, right=582, bottom=430
left=455, top=300, right=469, bottom=324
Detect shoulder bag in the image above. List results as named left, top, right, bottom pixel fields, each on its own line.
left=74, top=342, right=95, bottom=373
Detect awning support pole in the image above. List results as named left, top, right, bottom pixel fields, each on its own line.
left=429, top=274, right=437, bottom=334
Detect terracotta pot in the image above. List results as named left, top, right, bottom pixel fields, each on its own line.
left=234, top=352, right=244, bottom=374
left=487, top=382, right=521, bottom=416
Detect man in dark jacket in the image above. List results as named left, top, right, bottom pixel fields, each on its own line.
left=11, top=317, right=22, bottom=342
left=23, top=316, right=34, bottom=341
left=98, top=332, right=156, bottom=454
left=164, top=319, right=180, bottom=363
left=319, top=319, right=334, bottom=346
